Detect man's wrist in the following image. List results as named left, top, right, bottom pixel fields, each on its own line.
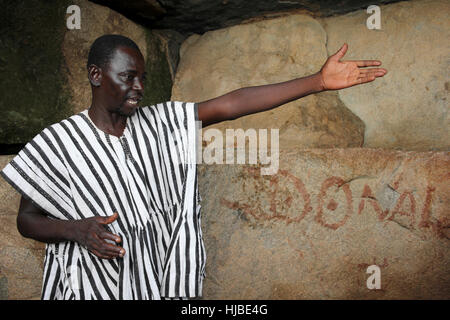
left=313, top=71, right=326, bottom=92
left=62, top=219, right=79, bottom=243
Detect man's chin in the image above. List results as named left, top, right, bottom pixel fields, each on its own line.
left=115, top=105, right=139, bottom=117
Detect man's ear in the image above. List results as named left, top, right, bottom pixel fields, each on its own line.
left=88, top=64, right=102, bottom=87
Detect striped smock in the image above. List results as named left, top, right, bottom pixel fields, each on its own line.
left=1, top=101, right=206, bottom=299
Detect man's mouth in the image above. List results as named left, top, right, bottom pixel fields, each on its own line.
left=125, top=96, right=142, bottom=106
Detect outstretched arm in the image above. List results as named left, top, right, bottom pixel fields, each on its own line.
left=197, top=43, right=387, bottom=127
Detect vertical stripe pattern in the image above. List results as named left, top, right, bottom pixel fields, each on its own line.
left=1, top=101, right=206, bottom=300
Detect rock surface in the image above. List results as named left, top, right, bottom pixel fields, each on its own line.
left=0, top=156, right=45, bottom=300
left=321, top=0, right=450, bottom=151
left=1, top=0, right=175, bottom=146
left=198, top=148, right=450, bottom=299
left=172, top=14, right=365, bottom=150
left=0, top=1, right=72, bottom=145
left=172, top=0, right=449, bottom=151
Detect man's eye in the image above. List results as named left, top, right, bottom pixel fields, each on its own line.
left=121, top=74, right=133, bottom=81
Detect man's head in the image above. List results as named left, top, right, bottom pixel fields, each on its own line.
left=87, top=34, right=141, bottom=70
left=87, top=35, right=146, bottom=117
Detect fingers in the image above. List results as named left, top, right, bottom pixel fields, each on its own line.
left=89, top=233, right=125, bottom=259
left=356, top=74, right=379, bottom=85
left=87, top=217, right=125, bottom=259
left=91, top=246, right=124, bottom=260
left=351, top=68, right=387, bottom=86
left=99, top=212, right=119, bottom=225
left=331, top=43, right=348, bottom=61
left=358, top=68, right=387, bottom=77
left=351, top=60, right=382, bottom=67
left=90, top=248, right=117, bottom=260
left=100, top=231, right=122, bottom=244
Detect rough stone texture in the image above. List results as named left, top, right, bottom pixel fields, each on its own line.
left=321, top=0, right=450, bottom=151
left=172, top=15, right=365, bottom=150
left=141, top=30, right=176, bottom=106
left=0, top=0, right=175, bottom=147
left=199, top=149, right=450, bottom=299
left=0, top=0, right=72, bottom=145
left=172, top=0, right=449, bottom=151
left=0, top=156, right=45, bottom=300
left=90, top=0, right=405, bottom=35
left=152, top=29, right=187, bottom=81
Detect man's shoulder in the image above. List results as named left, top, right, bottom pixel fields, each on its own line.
left=138, top=101, right=196, bottom=118
left=36, top=110, right=88, bottom=137
left=139, top=101, right=192, bottom=110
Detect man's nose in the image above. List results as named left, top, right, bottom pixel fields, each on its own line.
left=133, top=77, right=144, bottom=92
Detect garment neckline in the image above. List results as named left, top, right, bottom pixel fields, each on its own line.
left=82, top=108, right=130, bottom=139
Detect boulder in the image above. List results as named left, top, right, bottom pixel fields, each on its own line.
left=199, top=148, right=450, bottom=299
left=0, top=1, right=72, bottom=145
left=1, top=0, right=174, bottom=146
left=0, top=156, right=45, bottom=300
left=321, top=0, right=450, bottom=151
left=172, top=14, right=365, bottom=150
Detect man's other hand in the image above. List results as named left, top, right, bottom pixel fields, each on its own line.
left=71, top=212, right=125, bottom=259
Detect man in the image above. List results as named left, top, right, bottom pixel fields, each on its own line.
left=1, top=34, right=387, bottom=299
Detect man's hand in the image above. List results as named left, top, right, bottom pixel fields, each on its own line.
left=319, top=43, right=387, bottom=90
left=17, top=197, right=126, bottom=260
left=71, top=213, right=125, bottom=259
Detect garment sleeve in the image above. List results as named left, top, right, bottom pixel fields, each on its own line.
left=173, top=101, right=199, bottom=166
left=0, top=128, right=74, bottom=220
left=141, top=101, right=199, bottom=166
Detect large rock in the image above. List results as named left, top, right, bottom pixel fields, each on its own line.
left=1, top=0, right=174, bottom=146
left=172, top=0, right=449, bottom=151
left=0, top=156, right=45, bottom=300
left=0, top=1, right=72, bottom=145
left=172, top=14, right=365, bottom=150
left=321, top=0, right=450, bottom=151
left=199, top=149, right=450, bottom=299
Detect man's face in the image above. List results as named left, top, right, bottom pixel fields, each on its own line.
left=100, top=46, right=146, bottom=117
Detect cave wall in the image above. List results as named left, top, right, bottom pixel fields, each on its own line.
left=173, top=0, right=450, bottom=151
left=0, top=0, right=177, bottom=147
left=171, top=0, right=450, bottom=299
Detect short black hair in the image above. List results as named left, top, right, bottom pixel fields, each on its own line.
left=87, top=34, right=141, bottom=69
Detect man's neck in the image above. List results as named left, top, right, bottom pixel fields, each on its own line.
left=88, top=105, right=128, bottom=137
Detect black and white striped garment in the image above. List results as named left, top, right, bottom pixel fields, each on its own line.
left=1, top=101, right=206, bottom=300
